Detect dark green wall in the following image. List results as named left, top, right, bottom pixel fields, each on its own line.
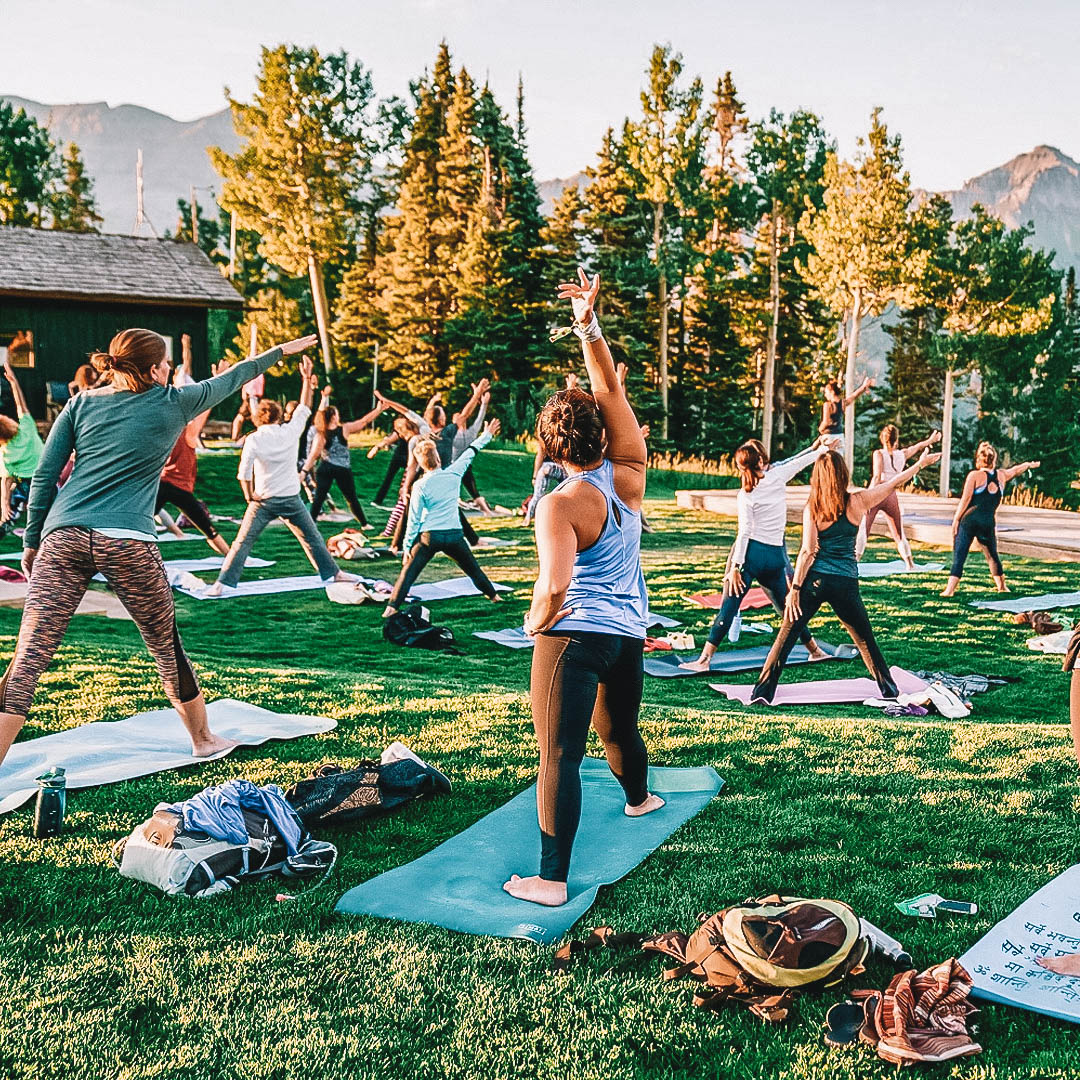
left=0, top=298, right=214, bottom=417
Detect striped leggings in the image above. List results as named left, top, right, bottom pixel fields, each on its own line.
left=0, top=527, right=200, bottom=717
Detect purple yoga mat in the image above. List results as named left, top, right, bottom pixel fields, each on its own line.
left=709, top=666, right=928, bottom=705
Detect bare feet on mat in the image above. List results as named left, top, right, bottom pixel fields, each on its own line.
left=1037, top=954, right=1080, bottom=976
left=807, top=641, right=828, bottom=661
left=191, top=733, right=237, bottom=757
left=503, top=874, right=568, bottom=906
left=333, top=570, right=359, bottom=583
left=678, top=657, right=710, bottom=673
left=625, top=793, right=665, bottom=817
left=382, top=606, right=397, bottom=619
left=203, top=582, right=225, bottom=597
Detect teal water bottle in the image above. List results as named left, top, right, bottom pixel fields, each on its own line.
left=33, top=767, right=66, bottom=838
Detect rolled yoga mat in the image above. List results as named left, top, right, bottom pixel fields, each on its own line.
left=709, top=666, right=928, bottom=705
left=335, top=757, right=723, bottom=944
left=0, top=698, right=337, bottom=814
left=644, top=640, right=858, bottom=678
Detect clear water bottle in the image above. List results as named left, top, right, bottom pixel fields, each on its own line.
left=33, top=767, right=66, bottom=838
left=727, top=611, right=743, bottom=643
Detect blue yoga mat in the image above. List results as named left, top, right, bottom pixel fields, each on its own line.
left=335, top=757, right=723, bottom=943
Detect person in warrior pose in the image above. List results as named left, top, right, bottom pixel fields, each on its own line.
left=504, top=269, right=663, bottom=908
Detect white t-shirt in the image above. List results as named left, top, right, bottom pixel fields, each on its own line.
left=237, top=404, right=310, bottom=499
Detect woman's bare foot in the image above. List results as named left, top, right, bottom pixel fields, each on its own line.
left=1037, top=954, right=1080, bottom=976
left=502, top=874, right=568, bottom=906
left=806, top=641, right=828, bottom=661
left=203, top=581, right=225, bottom=597
left=190, top=733, right=238, bottom=758
left=995, top=582, right=1010, bottom=593
left=489, top=593, right=503, bottom=603
left=678, top=657, right=711, bottom=673
left=382, top=606, right=397, bottom=618
left=333, top=570, right=359, bottom=583
left=625, top=793, right=665, bottom=817
left=940, top=585, right=957, bottom=597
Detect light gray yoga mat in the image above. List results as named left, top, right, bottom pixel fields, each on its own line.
left=971, top=591, right=1080, bottom=613
left=0, top=698, right=336, bottom=814
left=475, top=614, right=684, bottom=651
left=170, top=571, right=335, bottom=599
left=335, top=757, right=722, bottom=943
left=92, top=557, right=275, bottom=583
left=644, top=640, right=857, bottom=678
left=710, top=666, right=927, bottom=705
left=406, top=577, right=512, bottom=602
left=857, top=560, right=945, bottom=578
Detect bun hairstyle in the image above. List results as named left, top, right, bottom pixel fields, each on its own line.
left=734, top=439, right=769, bottom=492
left=314, top=406, right=339, bottom=433
left=90, top=328, right=167, bottom=393
left=413, top=438, right=441, bottom=473
left=254, top=399, right=283, bottom=427
left=0, top=415, right=19, bottom=442
left=808, top=450, right=851, bottom=526
left=880, top=424, right=899, bottom=449
left=536, top=387, right=604, bottom=468
left=975, top=441, right=998, bottom=470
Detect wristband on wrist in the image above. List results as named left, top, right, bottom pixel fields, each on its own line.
left=791, top=583, right=802, bottom=592
left=572, top=314, right=603, bottom=343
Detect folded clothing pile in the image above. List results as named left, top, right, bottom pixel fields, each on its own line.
left=825, top=958, right=982, bottom=1066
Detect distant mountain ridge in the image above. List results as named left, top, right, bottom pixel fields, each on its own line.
left=1, top=95, right=238, bottom=235
left=3, top=96, right=1078, bottom=272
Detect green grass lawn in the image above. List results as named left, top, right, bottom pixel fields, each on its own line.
left=0, top=445, right=1077, bottom=1080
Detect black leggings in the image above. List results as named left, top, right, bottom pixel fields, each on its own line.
left=374, top=443, right=408, bottom=504
left=530, top=631, right=649, bottom=882
left=707, top=539, right=812, bottom=648
left=155, top=481, right=219, bottom=540
left=310, top=463, right=368, bottom=526
left=462, top=464, right=480, bottom=501
left=387, top=529, right=496, bottom=608
left=950, top=520, right=1002, bottom=578
left=752, top=571, right=897, bottom=703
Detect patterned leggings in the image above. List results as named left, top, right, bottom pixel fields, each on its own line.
left=0, top=527, right=200, bottom=717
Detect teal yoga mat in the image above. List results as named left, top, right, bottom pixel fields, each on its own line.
left=335, top=757, right=723, bottom=943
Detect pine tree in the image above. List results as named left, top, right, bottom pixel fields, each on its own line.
left=49, top=143, right=102, bottom=232
left=799, top=109, right=919, bottom=468
left=210, top=45, right=383, bottom=372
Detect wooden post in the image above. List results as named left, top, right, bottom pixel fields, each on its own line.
left=940, top=368, right=955, bottom=497
left=844, top=286, right=862, bottom=471
left=761, top=206, right=781, bottom=455
left=307, top=253, right=335, bottom=373
left=654, top=202, right=669, bottom=441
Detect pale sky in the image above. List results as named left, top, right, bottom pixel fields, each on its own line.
left=4, top=0, right=1078, bottom=190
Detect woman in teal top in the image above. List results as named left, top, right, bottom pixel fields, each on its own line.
left=0, top=327, right=316, bottom=770
left=751, top=447, right=939, bottom=704
left=0, top=358, right=44, bottom=531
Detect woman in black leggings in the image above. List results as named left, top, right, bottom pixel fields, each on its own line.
left=751, top=447, right=940, bottom=704
left=941, top=442, right=1038, bottom=597
left=300, top=393, right=385, bottom=526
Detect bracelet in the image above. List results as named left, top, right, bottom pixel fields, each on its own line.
left=791, top=583, right=802, bottom=592
left=572, top=314, right=603, bottom=343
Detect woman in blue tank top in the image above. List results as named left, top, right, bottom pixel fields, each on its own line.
left=751, top=447, right=939, bottom=704
left=503, top=269, right=664, bottom=908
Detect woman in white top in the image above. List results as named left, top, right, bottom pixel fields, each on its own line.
left=680, top=435, right=835, bottom=673
left=865, top=425, right=941, bottom=570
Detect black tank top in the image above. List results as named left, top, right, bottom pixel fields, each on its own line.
left=812, top=511, right=859, bottom=577
left=962, top=470, right=1003, bottom=531
left=819, top=399, right=842, bottom=435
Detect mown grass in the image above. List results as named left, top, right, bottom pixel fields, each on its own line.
left=0, top=445, right=1077, bottom=1080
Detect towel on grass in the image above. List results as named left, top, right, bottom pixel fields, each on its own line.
left=0, top=699, right=336, bottom=814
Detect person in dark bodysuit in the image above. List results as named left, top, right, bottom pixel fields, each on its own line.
left=819, top=376, right=874, bottom=436
left=941, top=442, right=1039, bottom=597
left=750, top=446, right=940, bottom=705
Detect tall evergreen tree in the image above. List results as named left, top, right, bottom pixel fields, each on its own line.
left=49, top=143, right=101, bottom=232
left=800, top=109, right=919, bottom=468
left=210, top=45, right=383, bottom=372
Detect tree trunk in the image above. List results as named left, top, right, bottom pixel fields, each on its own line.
left=654, top=202, right=669, bottom=441
left=308, top=253, right=335, bottom=373
left=940, top=367, right=955, bottom=497
left=844, top=286, right=862, bottom=471
left=761, top=205, right=781, bottom=456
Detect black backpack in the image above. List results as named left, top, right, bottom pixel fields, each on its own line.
left=383, top=605, right=461, bottom=653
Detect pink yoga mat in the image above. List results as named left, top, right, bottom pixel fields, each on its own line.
left=688, top=587, right=772, bottom=611
left=709, top=667, right=928, bottom=705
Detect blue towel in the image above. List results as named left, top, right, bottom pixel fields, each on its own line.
left=168, top=779, right=304, bottom=855
left=335, top=758, right=722, bottom=943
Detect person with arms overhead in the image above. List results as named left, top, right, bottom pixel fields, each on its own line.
left=504, top=269, right=664, bottom=909
left=0, top=359, right=44, bottom=532
left=0, top=328, right=318, bottom=768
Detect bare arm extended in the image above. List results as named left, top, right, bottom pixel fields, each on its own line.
left=784, top=504, right=822, bottom=624
left=850, top=449, right=941, bottom=518
left=1001, top=459, right=1040, bottom=483
left=901, top=430, right=941, bottom=462
left=3, top=361, right=30, bottom=418
left=842, top=377, right=874, bottom=409
left=556, top=268, right=646, bottom=506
